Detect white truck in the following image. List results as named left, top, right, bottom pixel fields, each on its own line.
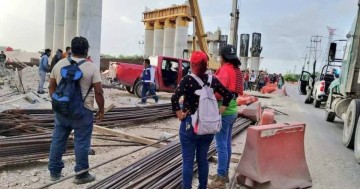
left=323, top=1, right=360, bottom=163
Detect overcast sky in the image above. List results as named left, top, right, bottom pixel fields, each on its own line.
left=0, top=0, right=357, bottom=73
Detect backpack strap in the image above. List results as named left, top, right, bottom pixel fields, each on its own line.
left=67, top=57, right=87, bottom=66
left=67, top=57, right=91, bottom=101
left=83, top=86, right=93, bottom=102
left=207, top=75, right=213, bottom=86
left=190, top=74, right=205, bottom=87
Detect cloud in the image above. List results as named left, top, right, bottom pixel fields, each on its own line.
left=119, top=16, right=135, bottom=24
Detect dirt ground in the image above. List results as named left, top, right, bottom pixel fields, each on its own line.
left=0, top=84, right=272, bottom=189
left=2, top=83, right=352, bottom=189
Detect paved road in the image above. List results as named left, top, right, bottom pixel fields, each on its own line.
left=285, top=84, right=360, bottom=189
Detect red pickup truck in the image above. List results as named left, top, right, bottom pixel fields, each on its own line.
left=114, top=56, right=191, bottom=98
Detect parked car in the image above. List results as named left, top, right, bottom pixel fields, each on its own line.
left=113, top=56, right=190, bottom=98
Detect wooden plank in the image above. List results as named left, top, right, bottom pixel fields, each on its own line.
left=93, top=125, right=165, bottom=148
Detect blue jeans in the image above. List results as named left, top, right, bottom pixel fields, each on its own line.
left=141, top=83, right=158, bottom=103
left=180, top=116, right=214, bottom=189
left=38, top=70, right=46, bottom=92
left=215, top=114, right=237, bottom=176
left=257, top=82, right=265, bottom=91
left=48, top=108, right=93, bottom=174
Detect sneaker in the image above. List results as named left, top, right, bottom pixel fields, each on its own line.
left=50, top=173, right=61, bottom=181
left=73, top=172, right=96, bottom=185
left=37, top=91, right=45, bottom=94
left=208, top=175, right=226, bottom=189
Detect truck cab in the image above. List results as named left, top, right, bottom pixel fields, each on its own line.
left=312, top=64, right=341, bottom=108
left=114, top=56, right=190, bottom=98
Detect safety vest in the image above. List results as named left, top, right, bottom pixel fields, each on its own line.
left=142, top=66, right=152, bottom=83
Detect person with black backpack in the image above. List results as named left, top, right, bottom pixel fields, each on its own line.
left=171, top=51, right=233, bottom=189
left=48, top=37, right=104, bottom=184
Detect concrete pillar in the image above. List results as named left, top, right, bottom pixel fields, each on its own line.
left=249, top=57, right=261, bottom=75
left=45, top=0, right=55, bottom=50
left=174, top=17, right=189, bottom=58
left=53, top=0, right=65, bottom=52
left=240, top=57, right=248, bottom=71
left=208, top=41, right=218, bottom=56
left=144, top=22, right=154, bottom=57
left=77, top=0, right=102, bottom=70
left=153, top=20, right=164, bottom=56
left=163, top=19, right=175, bottom=57
left=64, top=0, right=78, bottom=49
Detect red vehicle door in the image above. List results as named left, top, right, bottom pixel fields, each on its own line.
left=156, top=57, right=183, bottom=92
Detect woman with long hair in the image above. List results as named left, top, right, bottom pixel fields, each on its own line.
left=171, top=51, right=233, bottom=189
left=209, top=45, right=244, bottom=189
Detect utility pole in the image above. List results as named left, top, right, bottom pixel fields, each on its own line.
left=294, top=65, right=297, bottom=74
left=306, top=46, right=314, bottom=72
left=229, top=0, right=240, bottom=50
left=311, top=35, right=322, bottom=73
left=301, top=54, right=308, bottom=71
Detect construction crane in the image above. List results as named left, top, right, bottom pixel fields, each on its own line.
left=188, top=0, right=240, bottom=70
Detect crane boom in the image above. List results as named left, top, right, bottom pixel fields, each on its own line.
left=188, top=0, right=208, bottom=53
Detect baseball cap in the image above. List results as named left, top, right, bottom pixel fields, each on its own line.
left=220, top=44, right=238, bottom=60
left=44, top=49, right=51, bottom=54
left=190, top=51, right=208, bottom=65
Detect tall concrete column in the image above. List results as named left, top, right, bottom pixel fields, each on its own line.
left=153, top=20, right=164, bottom=56
left=249, top=57, right=260, bottom=75
left=53, top=0, right=65, bottom=52
left=240, top=57, right=248, bottom=71
left=144, top=22, right=154, bottom=57
left=64, top=0, right=78, bottom=49
left=174, top=17, right=189, bottom=58
left=45, top=0, right=55, bottom=50
left=163, top=19, right=175, bottom=57
left=77, top=0, right=103, bottom=70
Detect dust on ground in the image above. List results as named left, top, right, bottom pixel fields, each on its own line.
left=1, top=81, right=349, bottom=189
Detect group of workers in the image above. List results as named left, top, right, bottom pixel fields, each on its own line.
left=40, top=34, right=283, bottom=188
left=37, top=47, right=71, bottom=94
left=243, top=70, right=285, bottom=91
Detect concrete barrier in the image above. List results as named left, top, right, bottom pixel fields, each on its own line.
left=240, top=101, right=261, bottom=122
left=236, top=123, right=312, bottom=189
left=260, top=109, right=275, bottom=125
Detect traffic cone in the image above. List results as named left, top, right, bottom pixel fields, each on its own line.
left=236, top=123, right=312, bottom=189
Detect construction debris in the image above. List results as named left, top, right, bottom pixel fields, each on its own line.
left=87, top=118, right=251, bottom=189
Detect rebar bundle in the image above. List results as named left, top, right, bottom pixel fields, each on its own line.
left=88, top=118, right=252, bottom=189
left=0, top=133, right=74, bottom=166
left=0, top=103, right=175, bottom=136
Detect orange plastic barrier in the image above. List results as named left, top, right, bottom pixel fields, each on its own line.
left=261, top=83, right=278, bottom=94
left=237, top=95, right=259, bottom=106
left=260, top=109, right=275, bottom=125
left=236, top=123, right=312, bottom=189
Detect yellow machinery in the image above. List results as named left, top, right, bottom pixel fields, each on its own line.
left=188, top=0, right=220, bottom=70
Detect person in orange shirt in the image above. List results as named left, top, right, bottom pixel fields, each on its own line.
left=61, top=46, right=71, bottom=59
